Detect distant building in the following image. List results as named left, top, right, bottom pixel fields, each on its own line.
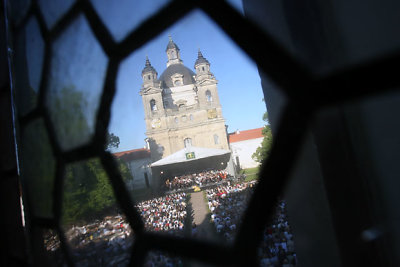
left=140, top=37, right=229, bottom=162
left=229, top=127, right=264, bottom=169
left=113, top=148, right=152, bottom=189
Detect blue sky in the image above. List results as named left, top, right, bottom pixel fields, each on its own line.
left=108, top=9, right=266, bottom=152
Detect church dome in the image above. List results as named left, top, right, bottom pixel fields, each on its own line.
left=158, top=64, right=196, bottom=88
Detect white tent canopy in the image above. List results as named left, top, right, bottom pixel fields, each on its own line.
left=151, top=146, right=231, bottom=167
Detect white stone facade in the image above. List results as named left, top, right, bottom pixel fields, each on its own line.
left=140, top=38, right=229, bottom=161
left=126, top=158, right=152, bottom=189
left=113, top=149, right=152, bottom=190
left=230, top=138, right=263, bottom=169
left=229, top=128, right=264, bottom=170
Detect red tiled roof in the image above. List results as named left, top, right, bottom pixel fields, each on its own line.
left=228, top=127, right=264, bottom=143
left=113, top=148, right=150, bottom=161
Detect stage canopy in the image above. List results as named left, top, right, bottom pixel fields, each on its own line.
left=151, top=146, right=231, bottom=167
left=150, top=147, right=234, bottom=190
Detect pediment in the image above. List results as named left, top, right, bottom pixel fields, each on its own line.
left=141, top=87, right=163, bottom=95
left=196, top=78, right=217, bottom=86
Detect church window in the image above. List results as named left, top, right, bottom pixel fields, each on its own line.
left=190, top=114, right=194, bottom=121
left=150, top=99, right=157, bottom=111
left=206, top=90, right=213, bottom=102
left=148, top=75, right=151, bottom=80
left=184, top=138, right=192, bottom=148
left=202, top=66, right=205, bottom=71
left=174, top=79, right=182, bottom=86
left=214, top=134, right=219, bottom=144
left=174, top=117, right=178, bottom=123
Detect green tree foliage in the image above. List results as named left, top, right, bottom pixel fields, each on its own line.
left=48, top=86, right=132, bottom=225
left=252, top=112, right=273, bottom=163
left=63, top=157, right=132, bottom=225
left=19, top=86, right=132, bottom=225
left=106, top=132, right=120, bottom=150
left=50, top=86, right=90, bottom=149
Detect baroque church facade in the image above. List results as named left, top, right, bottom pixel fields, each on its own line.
left=140, top=37, right=229, bottom=161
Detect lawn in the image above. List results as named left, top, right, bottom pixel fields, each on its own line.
left=240, top=167, right=260, bottom=181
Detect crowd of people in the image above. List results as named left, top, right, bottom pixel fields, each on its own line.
left=135, top=192, right=187, bottom=235
left=44, top=214, right=133, bottom=266
left=206, top=181, right=256, bottom=242
left=164, top=169, right=230, bottom=191
left=43, top=169, right=297, bottom=266
left=259, top=201, right=297, bottom=267
left=206, top=182, right=297, bottom=266
left=137, top=193, right=188, bottom=266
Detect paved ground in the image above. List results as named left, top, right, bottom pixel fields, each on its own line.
left=191, top=192, right=208, bottom=225
left=189, top=192, right=219, bottom=267
left=189, top=191, right=217, bottom=242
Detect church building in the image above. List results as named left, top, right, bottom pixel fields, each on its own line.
left=140, top=37, right=229, bottom=161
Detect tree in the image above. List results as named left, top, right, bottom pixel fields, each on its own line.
left=252, top=112, right=273, bottom=163
left=53, top=86, right=132, bottom=225
left=106, top=132, right=120, bottom=150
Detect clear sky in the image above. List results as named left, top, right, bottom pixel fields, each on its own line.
left=108, top=9, right=267, bottom=152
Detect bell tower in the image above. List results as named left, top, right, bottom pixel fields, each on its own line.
left=194, top=49, right=221, bottom=110
left=194, top=49, right=212, bottom=79
left=140, top=58, right=164, bottom=133
left=166, top=35, right=183, bottom=67
left=142, top=56, right=158, bottom=88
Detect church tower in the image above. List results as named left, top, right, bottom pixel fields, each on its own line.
left=166, top=35, right=183, bottom=67
left=140, top=57, right=165, bottom=160
left=140, top=38, right=229, bottom=161
left=194, top=49, right=222, bottom=113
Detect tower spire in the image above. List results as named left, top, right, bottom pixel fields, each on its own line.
left=194, top=48, right=209, bottom=67
left=166, top=36, right=182, bottom=67
left=142, top=56, right=157, bottom=75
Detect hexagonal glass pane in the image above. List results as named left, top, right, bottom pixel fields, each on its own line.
left=14, top=17, right=44, bottom=116
left=47, top=15, right=108, bottom=150
left=108, top=9, right=267, bottom=246
left=90, top=0, right=171, bottom=42
left=38, top=0, right=76, bottom=29
left=62, top=158, right=133, bottom=266
left=20, top=119, right=55, bottom=218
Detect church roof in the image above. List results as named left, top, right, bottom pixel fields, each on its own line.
left=151, top=146, right=231, bottom=167
left=194, top=49, right=209, bottom=67
left=166, top=37, right=180, bottom=51
left=158, top=64, right=196, bottom=88
left=228, top=127, right=264, bottom=143
left=142, top=56, right=157, bottom=75
left=113, top=148, right=151, bottom=161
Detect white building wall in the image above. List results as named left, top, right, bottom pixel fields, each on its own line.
left=230, top=137, right=263, bottom=169
left=127, top=158, right=152, bottom=189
